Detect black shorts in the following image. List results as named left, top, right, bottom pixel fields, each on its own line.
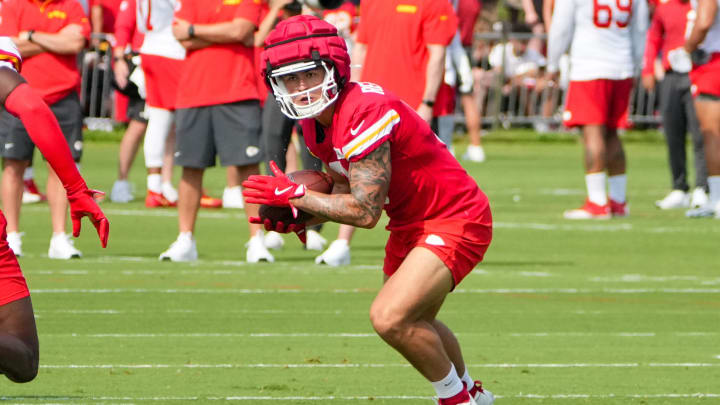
left=0, top=92, right=83, bottom=162
left=127, top=94, right=148, bottom=123
left=174, top=100, right=263, bottom=168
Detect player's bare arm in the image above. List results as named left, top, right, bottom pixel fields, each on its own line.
left=15, top=24, right=86, bottom=56
left=685, top=0, right=718, bottom=52
left=294, top=143, right=391, bottom=229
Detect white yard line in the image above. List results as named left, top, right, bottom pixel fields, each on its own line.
left=38, top=362, right=720, bottom=369
left=36, top=332, right=719, bottom=338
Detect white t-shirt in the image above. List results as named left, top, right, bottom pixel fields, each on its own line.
left=547, top=0, right=648, bottom=81
left=489, top=42, right=547, bottom=78
left=0, top=37, right=21, bottom=72
left=137, top=0, right=186, bottom=60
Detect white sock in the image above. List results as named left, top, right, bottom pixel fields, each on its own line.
left=608, top=174, right=627, bottom=203
left=178, top=231, right=193, bottom=242
left=585, top=172, right=607, bottom=205
left=461, top=368, right=474, bottom=392
left=431, top=364, right=464, bottom=399
left=708, top=176, right=720, bottom=205
left=147, top=174, right=162, bottom=193
left=23, top=167, right=33, bottom=181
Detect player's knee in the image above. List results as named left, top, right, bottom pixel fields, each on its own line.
left=369, top=306, right=408, bottom=343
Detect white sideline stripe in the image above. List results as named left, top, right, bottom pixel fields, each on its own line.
left=39, top=363, right=720, bottom=369
left=29, top=287, right=720, bottom=294
left=38, top=332, right=719, bottom=338
left=2, top=394, right=720, bottom=401
left=24, top=206, right=246, bottom=220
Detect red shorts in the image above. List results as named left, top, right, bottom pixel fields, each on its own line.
left=383, top=218, right=492, bottom=288
left=141, top=54, right=184, bottom=110
left=563, top=78, right=634, bottom=129
left=0, top=211, right=29, bottom=306
left=433, top=83, right=456, bottom=117
left=689, top=53, right=720, bottom=98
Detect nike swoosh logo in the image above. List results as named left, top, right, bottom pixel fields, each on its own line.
left=275, top=186, right=293, bottom=195
left=350, top=120, right=365, bottom=136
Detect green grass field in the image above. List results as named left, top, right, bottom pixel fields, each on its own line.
left=1, top=130, right=719, bottom=404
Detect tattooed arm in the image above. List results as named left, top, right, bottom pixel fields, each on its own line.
left=292, top=142, right=391, bottom=229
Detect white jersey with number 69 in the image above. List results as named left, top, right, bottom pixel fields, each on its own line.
left=0, top=37, right=21, bottom=72
left=137, top=0, right=186, bottom=60
left=547, top=0, right=648, bottom=81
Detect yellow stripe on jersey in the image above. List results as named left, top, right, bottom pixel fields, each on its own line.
left=342, top=110, right=400, bottom=160
left=0, top=54, right=21, bottom=72
left=396, top=4, right=417, bottom=13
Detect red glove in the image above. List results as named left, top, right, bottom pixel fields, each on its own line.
left=249, top=216, right=307, bottom=244
left=67, top=187, right=110, bottom=248
left=242, top=161, right=306, bottom=218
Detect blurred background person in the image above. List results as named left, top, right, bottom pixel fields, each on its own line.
left=642, top=0, right=708, bottom=210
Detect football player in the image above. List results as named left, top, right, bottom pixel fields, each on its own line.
left=676, top=0, right=720, bottom=217
left=243, top=16, right=494, bottom=405
left=547, top=0, right=649, bottom=219
left=0, top=36, right=109, bottom=382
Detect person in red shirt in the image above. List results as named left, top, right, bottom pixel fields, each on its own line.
left=0, top=37, right=109, bottom=383
left=353, top=0, right=458, bottom=123
left=642, top=0, right=708, bottom=210
left=162, top=0, right=272, bottom=263
left=0, top=0, right=95, bottom=259
left=244, top=16, right=495, bottom=405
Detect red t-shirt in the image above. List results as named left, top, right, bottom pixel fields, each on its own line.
left=90, top=0, right=123, bottom=34
left=457, top=0, right=481, bottom=47
left=356, top=0, right=457, bottom=108
left=174, top=0, right=261, bottom=108
left=300, top=82, right=490, bottom=231
left=0, top=0, right=91, bottom=104
left=642, top=0, right=693, bottom=76
left=114, top=0, right=144, bottom=51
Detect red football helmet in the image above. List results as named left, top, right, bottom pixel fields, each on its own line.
left=261, top=15, right=351, bottom=119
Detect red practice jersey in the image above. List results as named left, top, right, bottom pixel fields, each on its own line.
left=300, top=82, right=491, bottom=231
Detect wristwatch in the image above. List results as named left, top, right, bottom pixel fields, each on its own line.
left=422, top=99, right=435, bottom=107
left=188, top=25, right=195, bottom=39
left=27, top=30, right=35, bottom=43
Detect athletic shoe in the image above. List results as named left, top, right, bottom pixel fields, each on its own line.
left=7, top=232, right=23, bottom=257
left=305, top=229, right=327, bottom=251
left=22, top=179, right=46, bottom=204
left=159, top=234, right=198, bottom=262
left=609, top=199, right=629, bottom=217
left=690, top=187, right=709, bottom=209
left=162, top=182, right=179, bottom=204
left=437, top=390, right=477, bottom=405
left=315, top=239, right=351, bottom=266
left=462, top=145, right=486, bottom=163
left=655, top=190, right=689, bottom=210
left=563, top=199, right=611, bottom=220
left=263, top=231, right=285, bottom=250
left=468, top=381, right=495, bottom=405
left=110, top=180, right=134, bottom=203
left=686, top=201, right=719, bottom=218
left=246, top=232, right=275, bottom=263
left=48, top=233, right=82, bottom=259
left=222, top=186, right=245, bottom=209
left=145, top=190, right=176, bottom=208
left=200, top=191, right=223, bottom=209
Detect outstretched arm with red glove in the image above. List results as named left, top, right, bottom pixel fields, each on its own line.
left=2, top=76, right=109, bottom=247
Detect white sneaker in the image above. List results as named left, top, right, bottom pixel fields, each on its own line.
left=159, top=233, right=198, bottom=262
left=263, top=231, right=285, bottom=250
left=655, top=190, right=689, bottom=209
left=246, top=232, right=274, bottom=263
left=305, top=229, right=327, bottom=251
left=685, top=202, right=718, bottom=218
left=110, top=180, right=134, bottom=203
left=463, top=145, right=486, bottom=163
left=690, top=187, right=709, bottom=209
left=48, top=233, right=82, bottom=259
left=162, top=182, right=179, bottom=204
left=7, top=232, right=23, bottom=257
left=315, top=239, right=350, bottom=266
left=22, top=191, right=42, bottom=204
left=222, top=186, right=245, bottom=209
left=469, top=381, right=495, bottom=405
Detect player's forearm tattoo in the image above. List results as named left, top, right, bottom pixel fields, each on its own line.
left=296, top=143, right=391, bottom=228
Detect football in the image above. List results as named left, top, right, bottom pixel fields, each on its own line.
left=259, top=170, right=334, bottom=224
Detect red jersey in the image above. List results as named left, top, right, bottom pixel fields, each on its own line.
left=355, top=0, right=457, bottom=108
left=300, top=82, right=490, bottom=231
left=0, top=0, right=91, bottom=104
left=90, top=0, right=123, bottom=33
left=322, top=1, right=357, bottom=37
left=457, top=0, right=481, bottom=47
left=174, top=0, right=261, bottom=108
left=642, top=0, right=694, bottom=75
left=114, top=0, right=144, bottom=50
